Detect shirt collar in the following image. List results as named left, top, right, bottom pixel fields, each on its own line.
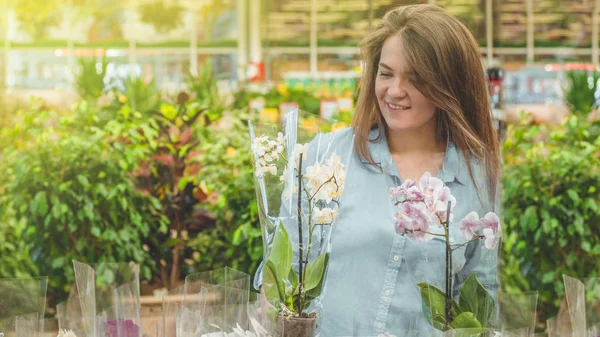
left=364, top=127, right=469, bottom=185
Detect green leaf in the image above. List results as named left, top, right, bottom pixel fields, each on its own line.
left=288, top=267, right=299, bottom=290
left=32, top=191, right=48, bottom=216
left=582, top=241, right=592, bottom=252
left=304, top=252, right=329, bottom=294
left=77, top=174, right=89, bottom=188
left=458, top=273, right=495, bottom=327
left=267, top=223, right=293, bottom=285
left=449, top=312, right=482, bottom=330
left=263, top=260, right=284, bottom=305
left=431, top=314, right=447, bottom=331
left=160, top=103, right=178, bottom=120
left=542, top=271, right=555, bottom=284
left=567, top=189, right=580, bottom=203
left=141, top=266, right=151, bottom=280
left=91, top=226, right=101, bottom=237
left=103, top=268, right=115, bottom=284
left=585, top=198, right=599, bottom=213
left=51, top=256, right=66, bottom=268
left=417, top=282, right=461, bottom=330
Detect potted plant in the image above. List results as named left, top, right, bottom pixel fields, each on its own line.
left=249, top=109, right=351, bottom=337
left=390, top=171, right=501, bottom=336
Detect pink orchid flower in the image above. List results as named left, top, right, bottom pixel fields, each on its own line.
left=481, top=212, right=500, bottom=233
left=418, top=172, right=444, bottom=200
left=394, top=202, right=432, bottom=238
left=459, top=211, right=481, bottom=240
left=483, top=228, right=497, bottom=249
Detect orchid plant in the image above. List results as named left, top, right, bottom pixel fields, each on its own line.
left=390, top=172, right=500, bottom=333
left=251, top=132, right=346, bottom=318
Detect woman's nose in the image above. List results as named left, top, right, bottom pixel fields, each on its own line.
left=387, top=78, right=407, bottom=97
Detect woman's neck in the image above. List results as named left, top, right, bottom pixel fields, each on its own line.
left=386, top=126, right=445, bottom=156
left=386, top=125, right=447, bottom=182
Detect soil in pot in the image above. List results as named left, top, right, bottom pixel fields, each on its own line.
left=275, top=313, right=317, bottom=337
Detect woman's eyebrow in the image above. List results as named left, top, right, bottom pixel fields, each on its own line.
left=378, top=62, right=393, bottom=71
left=379, top=62, right=411, bottom=76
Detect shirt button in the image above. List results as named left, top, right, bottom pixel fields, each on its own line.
left=384, top=290, right=391, bottom=296
left=377, top=323, right=383, bottom=329
left=393, top=255, right=400, bottom=261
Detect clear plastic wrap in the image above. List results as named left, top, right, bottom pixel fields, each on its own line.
left=249, top=109, right=354, bottom=336
left=390, top=149, right=501, bottom=336
left=0, top=277, right=48, bottom=337
left=546, top=275, right=600, bottom=337
left=65, top=260, right=141, bottom=337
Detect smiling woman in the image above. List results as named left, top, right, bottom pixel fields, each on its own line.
left=266, top=4, right=503, bottom=336
left=353, top=4, right=500, bottom=196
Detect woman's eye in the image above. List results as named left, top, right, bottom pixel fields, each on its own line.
left=378, top=72, right=391, bottom=77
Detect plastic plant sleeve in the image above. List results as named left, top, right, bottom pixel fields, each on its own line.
left=183, top=268, right=250, bottom=299
left=497, top=291, right=538, bottom=335
left=249, top=108, right=353, bottom=285
left=247, top=291, right=275, bottom=337
left=546, top=275, right=600, bottom=337
left=204, top=284, right=255, bottom=335
left=391, top=149, right=501, bottom=335
left=56, top=294, right=86, bottom=337
left=177, top=287, right=208, bottom=337
left=113, top=279, right=142, bottom=337
left=564, top=275, right=586, bottom=337
left=249, top=108, right=354, bottom=336
left=72, top=260, right=141, bottom=337
left=0, top=277, right=48, bottom=337
left=161, top=286, right=184, bottom=337
left=73, top=260, right=98, bottom=337
left=498, top=327, right=533, bottom=337
left=15, top=313, right=40, bottom=337
left=178, top=268, right=252, bottom=335
left=404, top=222, right=500, bottom=335
left=584, top=277, right=600, bottom=336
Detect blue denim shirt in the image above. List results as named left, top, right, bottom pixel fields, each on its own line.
left=255, top=127, right=500, bottom=337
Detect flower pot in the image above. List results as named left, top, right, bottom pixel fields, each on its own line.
left=275, top=315, right=317, bottom=337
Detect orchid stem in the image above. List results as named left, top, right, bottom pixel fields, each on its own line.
left=444, top=201, right=453, bottom=330
left=297, top=153, right=304, bottom=314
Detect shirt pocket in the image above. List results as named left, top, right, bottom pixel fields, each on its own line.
left=403, top=236, right=447, bottom=290
left=403, top=226, right=467, bottom=290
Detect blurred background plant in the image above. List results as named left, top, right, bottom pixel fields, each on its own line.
left=0, top=105, right=167, bottom=305
left=74, top=55, right=109, bottom=103
left=562, top=70, right=599, bottom=118
left=501, top=108, right=600, bottom=324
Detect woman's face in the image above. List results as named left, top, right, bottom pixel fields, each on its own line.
left=375, top=34, right=438, bottom=134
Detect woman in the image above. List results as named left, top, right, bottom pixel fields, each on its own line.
left=256, top=4, right=501, bottom=336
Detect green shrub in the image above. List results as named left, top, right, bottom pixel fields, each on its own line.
left=106, top=96, right=216, bottom=290
left=0, top=109, right=167, bottom=305
left=501, top=115, right=600, bottom=322
left=187, top=109, right=263, bottom=277
left=0, top=205, right=38, bottom=278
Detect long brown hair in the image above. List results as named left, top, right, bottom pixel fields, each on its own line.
left=352, top=4, right=500, bottom=204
